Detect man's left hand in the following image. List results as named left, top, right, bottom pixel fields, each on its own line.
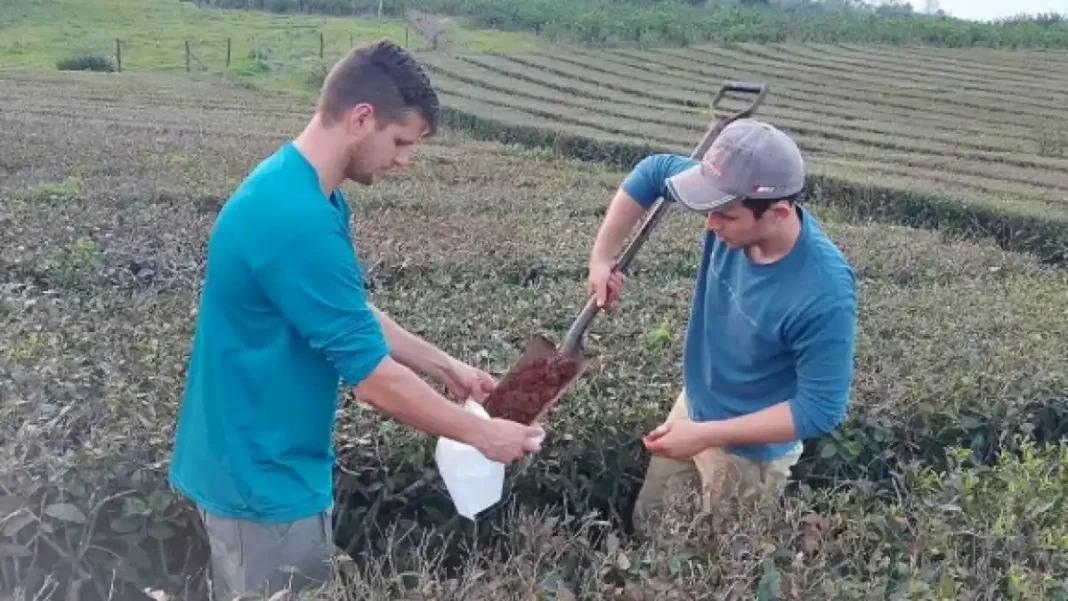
left=443, top=358, right=498, bottom=402
left=642, top=418, right=716, bottom=459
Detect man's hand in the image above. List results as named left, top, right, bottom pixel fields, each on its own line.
left=471, top=418, right=545, bottom=464
left=587, top=259, right=625, bottom=309
left=353, top=357, right=542, bottom=465
left=443, top=358, right=497, bottom=402
left=586, top=188, right=647, bottom=310
left=642, top=418, right=717, bottom=459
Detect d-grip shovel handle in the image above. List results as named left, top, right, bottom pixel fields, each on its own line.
left=559, top=81, right=768, bottom=352
left=714, top=80, right=768, bottom=115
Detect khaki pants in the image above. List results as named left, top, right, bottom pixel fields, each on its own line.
left=198, top=505, right=335, bottom=601
left=632, top=392, right=802, bottom=536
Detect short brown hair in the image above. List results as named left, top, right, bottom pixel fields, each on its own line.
left=316, top=39, right=440, bottom=135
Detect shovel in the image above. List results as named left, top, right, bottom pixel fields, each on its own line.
left=482, top=81, right=770, bottom=427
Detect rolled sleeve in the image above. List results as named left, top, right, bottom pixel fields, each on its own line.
left=252, top=222, right=389, bottom=386
left=786, top=298, right=857, bottom=440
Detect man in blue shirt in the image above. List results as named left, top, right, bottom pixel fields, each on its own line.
left=168, top=40, right=544, bottom=599
left=585, top=119, right=857, bottom=535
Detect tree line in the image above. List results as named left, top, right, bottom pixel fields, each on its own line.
left=190, top=0, right=1068, bottom=49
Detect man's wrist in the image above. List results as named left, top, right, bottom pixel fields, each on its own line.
left=589, top=256, right=616, bottom=276
left=427, top=353, right=455, bottom=384
left=699, top=419, right=727, bottom=449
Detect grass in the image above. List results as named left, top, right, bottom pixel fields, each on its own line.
left=0, top=0, right=537, bottom=90
left=3, top=70, right=1068, bottom=600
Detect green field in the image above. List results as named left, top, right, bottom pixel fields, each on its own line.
left=4, top=0, right=1068, bottom=598
left=0, top=0, right=538, bottom=88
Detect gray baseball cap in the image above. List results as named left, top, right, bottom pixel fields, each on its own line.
left=666, top=119, right=805, bottom=213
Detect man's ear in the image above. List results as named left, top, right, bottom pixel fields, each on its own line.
left=346, top=103, right=376, bottom=136
left=769, top=201, right=793, bottom=219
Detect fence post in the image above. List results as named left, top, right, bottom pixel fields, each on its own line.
left=115, top=39, right=122, bottom=72
left=405, top=26, right=409, bottom=48
left=319, top=31, right=324, bottom=58
left=226, top=38, right=231, bottom=67
left=185, top=41, right=190, bottom=72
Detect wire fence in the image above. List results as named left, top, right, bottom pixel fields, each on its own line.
left=58, top=26, right=414, bottom=74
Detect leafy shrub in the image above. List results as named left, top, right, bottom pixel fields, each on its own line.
left=320, top=439, right=1068, bottom=598
left=23, top=176, right=82, bottom=203
left=56, top=53, right=116, bottom=73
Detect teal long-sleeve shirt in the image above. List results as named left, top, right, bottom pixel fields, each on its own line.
left=622, top=154, right=858, bottom=461
left=169, top=142, right=389, bottom=522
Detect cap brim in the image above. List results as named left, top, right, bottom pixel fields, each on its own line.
left=665, top=164, right=739, bottom=213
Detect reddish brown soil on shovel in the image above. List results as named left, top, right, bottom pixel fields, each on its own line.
left=483, top=352, right=582, bottom=425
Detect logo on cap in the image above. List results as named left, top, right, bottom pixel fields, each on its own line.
left=702, top=146, right=726, bottom=178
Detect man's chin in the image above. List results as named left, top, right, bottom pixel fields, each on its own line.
left=349, top=173, right=374, bottom=186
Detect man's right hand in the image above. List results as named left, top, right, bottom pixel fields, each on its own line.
left=587, top=258, right=625, bottom=310
left=472, top=418, right=545, bottom=464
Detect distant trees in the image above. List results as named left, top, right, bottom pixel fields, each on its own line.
left=196, top=0, right=1068, bottom=50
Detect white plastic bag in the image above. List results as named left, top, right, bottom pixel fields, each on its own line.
left=435, top=399, right=544, bottom=520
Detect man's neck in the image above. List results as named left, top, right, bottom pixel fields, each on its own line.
left=293, top=118, right=344, bottom=196
left=746, top=208, right=802, bottom=265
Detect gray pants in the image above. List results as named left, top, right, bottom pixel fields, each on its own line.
left=197, top=505, right=336, bottom=601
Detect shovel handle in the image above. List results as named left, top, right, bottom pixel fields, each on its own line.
left=560, top=81, right=768, bottom=352
left=715, top=81, right=768, bottom=113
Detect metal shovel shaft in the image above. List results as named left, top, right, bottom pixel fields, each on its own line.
left=483, top=81, right=769, bottom=426
left=560, top=81, right=769, bottom=353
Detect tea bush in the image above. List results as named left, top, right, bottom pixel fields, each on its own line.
left=56, top=53, right=116, bottom=73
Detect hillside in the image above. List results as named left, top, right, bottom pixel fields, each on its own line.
left=419, top=42, right=1068, bottom=261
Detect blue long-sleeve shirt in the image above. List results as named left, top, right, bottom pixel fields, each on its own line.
left=622, top=154, right=857, bottom=461
left=169, top=142, right=389, bottom=522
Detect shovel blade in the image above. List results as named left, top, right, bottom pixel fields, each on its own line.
left=483, top=334, right=592, bottom=426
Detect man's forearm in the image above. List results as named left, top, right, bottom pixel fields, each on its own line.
left=590, top=190, right=648, bottom=264
left=702, top=401, right=798, bottom=447
left=353, top=356, right=485, bottom=445
left=369, top=304, right=451, bottom=381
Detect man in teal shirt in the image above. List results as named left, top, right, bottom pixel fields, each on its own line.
left=169, top=40, right=544, bottom=598
left=585, top=119, right=857, bottom=535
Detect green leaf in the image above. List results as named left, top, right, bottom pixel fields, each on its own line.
left=123, top=497, right=150, bottom=517
left=2, top=510, right=36, bottom=537
left=756, top=560, right=781, bottom=601
left=147, top=524, right=174, bottom=540
left=110, top=515, right=143, bottom=534
left=0, top=495, right=27, bottom=517
left=845, top=440, right=864, bottom=457
left=44, top=503, right=87, bottom=524
left=148, top=490, right=171, bottom=513
left=937, top=570, right=956, bottom=598
left=820, top=442, right=837, bottom=459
